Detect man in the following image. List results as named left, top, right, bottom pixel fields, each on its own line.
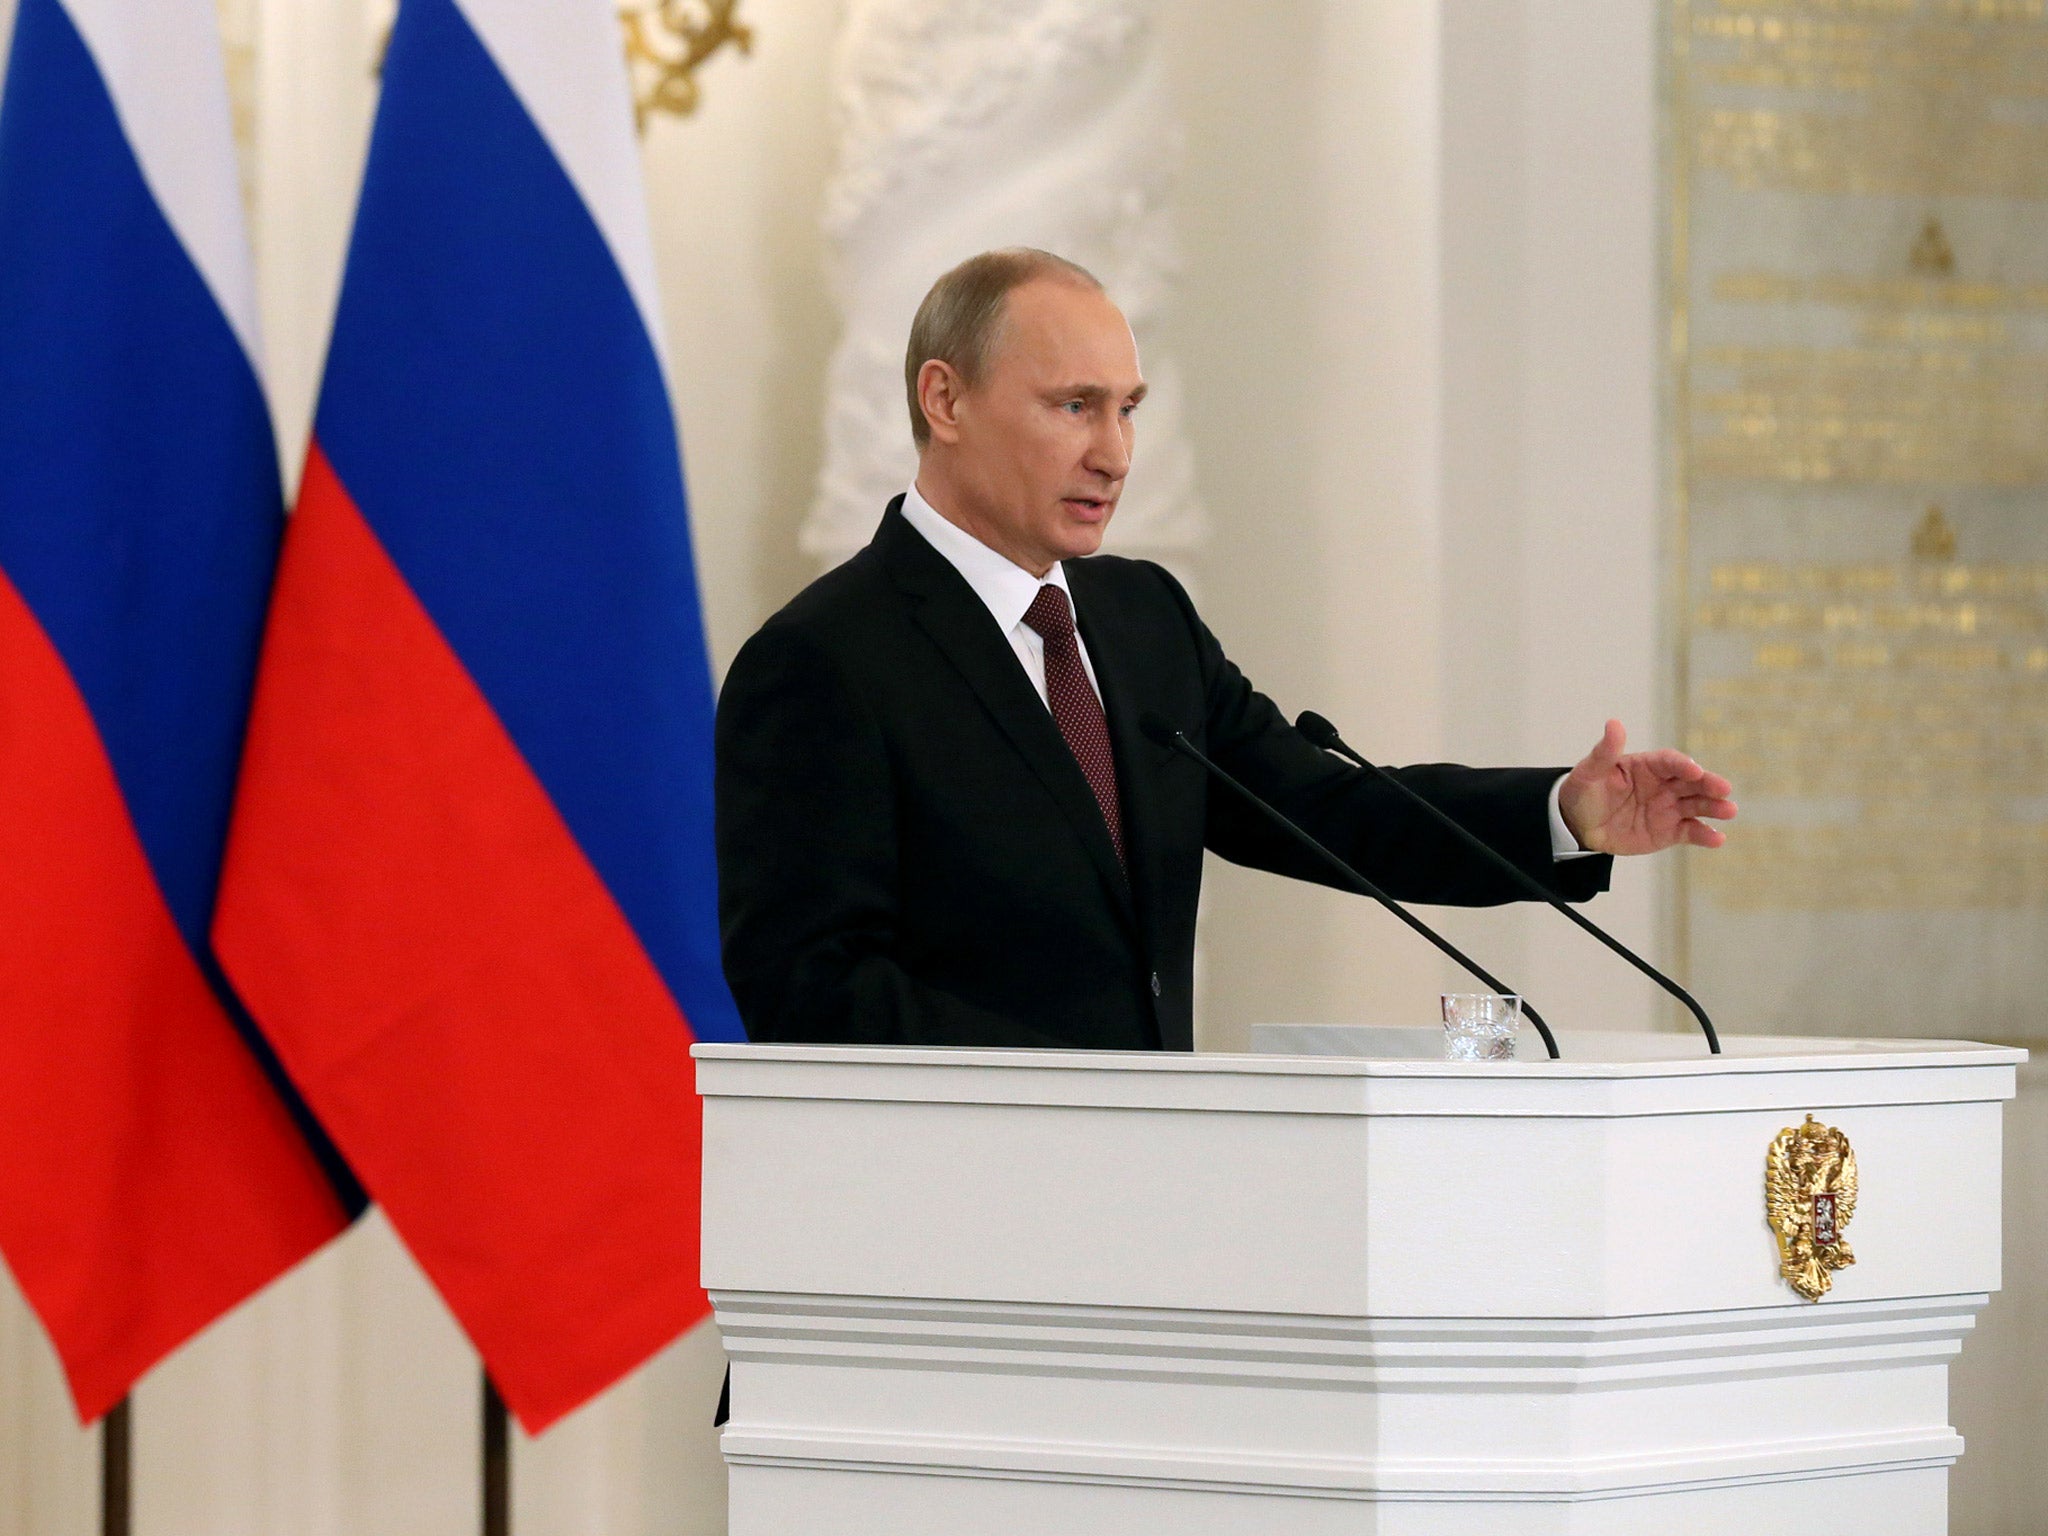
left=715, top=249, right=1735, bottom=1051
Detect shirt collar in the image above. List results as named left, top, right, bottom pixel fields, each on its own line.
left=900, top=481, right=1071, bottom=636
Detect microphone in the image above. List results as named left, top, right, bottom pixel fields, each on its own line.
left=1139, top=711, right=1560, bottom=1060
left=1294, top=710, right=1721, bottom=1056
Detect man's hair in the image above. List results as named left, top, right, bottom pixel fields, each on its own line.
left=904, top=248, right=1104, bottom=447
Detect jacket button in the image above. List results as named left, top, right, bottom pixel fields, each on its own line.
left=1150, top=972, right=1162, bottom=998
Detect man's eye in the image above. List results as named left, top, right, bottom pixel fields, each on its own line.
left=1062, top=400, right=1085, bottom=414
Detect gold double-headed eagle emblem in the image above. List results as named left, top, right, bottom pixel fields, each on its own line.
left=1766, top=1116, right=1858, bottom=1301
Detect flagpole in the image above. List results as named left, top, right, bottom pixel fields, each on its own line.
left=100, top=1397, right=130, bottom=1536
left=482, top=1373, right=510, bottom=1536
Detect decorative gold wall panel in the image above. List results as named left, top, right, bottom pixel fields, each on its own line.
left=1667, top=0, right=2048, bottom=1038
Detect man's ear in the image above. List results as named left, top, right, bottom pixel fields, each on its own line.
left=917, top=359, right=967, bottom=445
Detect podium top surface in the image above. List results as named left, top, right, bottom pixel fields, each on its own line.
left=694, top=1033, right=2024, bottom=1117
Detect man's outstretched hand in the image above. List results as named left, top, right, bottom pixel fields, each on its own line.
left=1557, top=719, right=1737, bottom=856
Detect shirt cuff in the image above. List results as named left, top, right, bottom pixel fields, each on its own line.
left=1548, top=773, right=1597, bottom=861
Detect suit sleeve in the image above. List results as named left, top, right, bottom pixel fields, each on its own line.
left=715, top=618, right=1068, bottom=1047
left=1150, top=568, right=1613, bottom=906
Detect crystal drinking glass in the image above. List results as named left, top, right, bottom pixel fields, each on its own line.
left=1441, top=993, right=1521, bottom=1061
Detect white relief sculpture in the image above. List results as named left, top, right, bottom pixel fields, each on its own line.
left=805, top=0, right=1204, bottom=586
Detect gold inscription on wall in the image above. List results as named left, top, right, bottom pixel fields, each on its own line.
left=1690, top=543, right=2048, bottom=909
left=1669, top=0, right=2048, bottom=1019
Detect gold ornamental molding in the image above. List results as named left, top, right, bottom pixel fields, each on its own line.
left=370, top=1, right=753, bottom=130
left=1766, top=1115, right=1859, bottom=1302
left=621, top=0, right=753, bottom=130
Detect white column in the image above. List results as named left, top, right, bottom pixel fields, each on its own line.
left=249, top=0, right=379, bottom=488
left=1428, top=0, right=1666, bottom=1034
left=132, top=1216, right=480, bottom=1536
left=1299, top=0, right=1448, bottom=1024
left=511, top=1320, right=729, bottom=1536
left=1189, top=0, right=1671, bottom=1041
left=804, top=0, right=1204, bottom=585
left=1502, top=0, right=1661, bottom=1031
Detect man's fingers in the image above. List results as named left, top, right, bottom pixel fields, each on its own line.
left=1682, top=818, right=1727, bottom=849
left=1632, top=753, right=1736, bottom=801
left=1634, top=747, right=1707, bottom=782
left=1676, top=794, right=1738, bottom=821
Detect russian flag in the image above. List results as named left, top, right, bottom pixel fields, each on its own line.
left=213, top=0, right=743, bottom=1432
left=0, top=0, right=360, bottom=1420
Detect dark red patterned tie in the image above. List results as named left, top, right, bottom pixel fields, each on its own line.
left=1023, top=584, right=1126, bottom=871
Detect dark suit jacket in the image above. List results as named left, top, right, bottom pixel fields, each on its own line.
left=715, top=499, right=1611, bottom=1052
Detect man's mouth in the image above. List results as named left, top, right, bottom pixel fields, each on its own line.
left=1062, top=495, right=1113, bottom=521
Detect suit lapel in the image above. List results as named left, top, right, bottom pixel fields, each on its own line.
left=879, top=506, right=1136, bottom=924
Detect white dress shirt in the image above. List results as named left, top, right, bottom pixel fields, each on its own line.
left=900, top=481, right=1103, bottom=707
left=898, top=482, right=1588, bottom=861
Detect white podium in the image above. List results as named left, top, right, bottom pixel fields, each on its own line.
left=697, top=1031, right=2022, bottom=1534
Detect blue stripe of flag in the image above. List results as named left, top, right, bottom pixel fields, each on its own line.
left=0, top=0, right=278, bottom=949
left=0, top=0, right=366, bottom=1213
left=314, top=0, right=741, bottom=1044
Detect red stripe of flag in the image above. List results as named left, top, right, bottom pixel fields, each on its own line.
left=0, top=567, right=347, bottom=1421
left=214, top=446, right=707, bottom=1431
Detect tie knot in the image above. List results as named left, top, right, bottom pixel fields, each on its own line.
left=1023, top=583, right=1076, bottom=644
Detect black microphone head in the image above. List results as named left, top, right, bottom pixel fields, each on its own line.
left=1138, top=710, right=1183, bottom=748
left=1296, top=710, right=1340, bottom=750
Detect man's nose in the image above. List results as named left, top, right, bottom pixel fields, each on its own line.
left=1085, top=412, right=1131, bottom=480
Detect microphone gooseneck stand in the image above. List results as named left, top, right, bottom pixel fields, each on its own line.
left=1294, top=710, right=1722, bottom=1056
left=1139, top=712, right=1560, bottom=1060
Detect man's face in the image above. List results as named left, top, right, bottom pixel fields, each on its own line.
left=932, top=279, right=1147, bottom=576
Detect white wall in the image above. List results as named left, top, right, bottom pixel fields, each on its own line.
left=0, top=1267, right=94, bottom=1536
left=1163, top=0, right=1463, bottom=1042
left=641, top=0, right=840, bottom=681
